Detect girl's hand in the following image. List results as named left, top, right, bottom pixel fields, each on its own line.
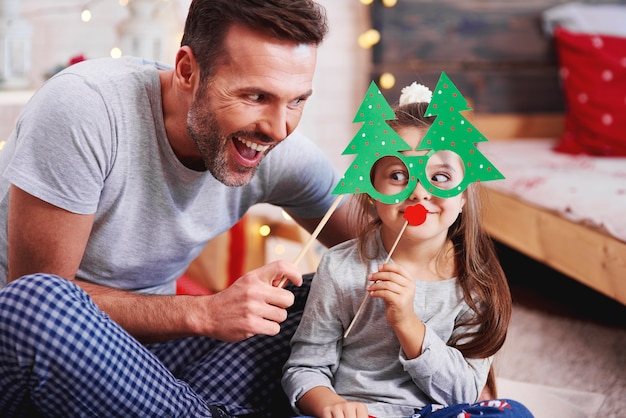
left=320, top=401, right=370, bottom=418
left=367, top=263, right=417, bottom=329
left=368, top=263, right=425, bottom=359
left=297, top=387, right=369, bottom=418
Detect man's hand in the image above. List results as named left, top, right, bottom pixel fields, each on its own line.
left=196, top=260, right=303, bottom=341
left=70, top=259, right=304, bottom=344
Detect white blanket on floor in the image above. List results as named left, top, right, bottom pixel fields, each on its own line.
left=497, top=378, right=606, bottom=418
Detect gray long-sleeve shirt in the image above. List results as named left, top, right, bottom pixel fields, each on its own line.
left=282, top=232, right=491, bottom=417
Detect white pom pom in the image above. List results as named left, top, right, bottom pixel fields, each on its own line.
left=399, top=82, right=432, bottom=105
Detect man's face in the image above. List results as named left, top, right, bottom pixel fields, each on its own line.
left=187, top=24, right=317, bottom=187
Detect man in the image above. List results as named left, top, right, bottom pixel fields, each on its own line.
left=0, top=0, right=351, bottom=416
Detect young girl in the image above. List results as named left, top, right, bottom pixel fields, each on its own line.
left=281, top=83, right=533, bottom=418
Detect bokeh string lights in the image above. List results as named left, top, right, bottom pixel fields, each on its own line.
left=20, top=0, right=181, bottom=60
left=358, top=0, right=397, bottom=90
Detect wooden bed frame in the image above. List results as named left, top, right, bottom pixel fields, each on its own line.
left=474, top=113, right=626, bottom=306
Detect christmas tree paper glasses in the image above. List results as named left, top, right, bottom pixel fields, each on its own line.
left=332, top=72, right=504, bottom=204
left=277, top=72, right=503, bottom=289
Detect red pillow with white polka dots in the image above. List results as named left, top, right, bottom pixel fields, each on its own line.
left=553, top=27, right=626, bottom=156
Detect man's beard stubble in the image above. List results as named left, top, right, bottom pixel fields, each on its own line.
left=186, top=100, right=258, bottom=188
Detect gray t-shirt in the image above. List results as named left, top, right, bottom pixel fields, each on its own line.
left=282, top=232, right=491, bottom=417
left=0, top=56, right=340, bottom=293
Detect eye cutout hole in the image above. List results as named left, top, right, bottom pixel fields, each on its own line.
left=422, top=149, right=465, bottom=192
left=371, top=155, right=413, bottom=198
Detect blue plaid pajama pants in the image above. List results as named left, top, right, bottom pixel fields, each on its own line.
left=0, top=274, right=308, bottom=417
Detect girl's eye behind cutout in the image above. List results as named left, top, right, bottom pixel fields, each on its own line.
left=372, top=156, right=410, bottom=197
left=424, top=150, right=464, bottom=191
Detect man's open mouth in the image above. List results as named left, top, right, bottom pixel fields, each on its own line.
left=234, top=137, right=270, bottom=161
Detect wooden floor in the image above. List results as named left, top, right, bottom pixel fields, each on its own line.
left=495, top=241, right=626, bottom=329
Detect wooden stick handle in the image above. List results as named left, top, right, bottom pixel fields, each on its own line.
left=343, top=220, right=408, bottom=337
left=277, top=194, right=344, bottom=288
left=343, top=292, right=370, bottom=337
left=383, top=221, right=408, bottom=264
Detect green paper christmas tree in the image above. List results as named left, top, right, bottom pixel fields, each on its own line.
left=411, top=72, right=505, bottom=197
left=332, top=81, right=420, bottom=204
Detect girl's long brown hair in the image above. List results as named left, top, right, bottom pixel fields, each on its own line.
left=350, top=101, right=511, bottom=397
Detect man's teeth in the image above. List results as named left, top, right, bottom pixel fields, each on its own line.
left=237, top=137, right=269, bottom=152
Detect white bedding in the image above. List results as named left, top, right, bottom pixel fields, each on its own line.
left=479, top=139, right=626, bottom=243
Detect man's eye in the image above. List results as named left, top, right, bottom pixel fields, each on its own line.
left=247, top=93, right=263, bottom=102
left=289, top=97, right=307, bottom=108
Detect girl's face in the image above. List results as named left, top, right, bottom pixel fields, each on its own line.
left=372, top=126, right=466, bottom=243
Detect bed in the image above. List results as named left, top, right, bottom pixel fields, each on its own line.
left=478, top=135, right=626, bottom=306
left=472, top=6, right=626, bottom=307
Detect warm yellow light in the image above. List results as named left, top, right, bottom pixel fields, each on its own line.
left=259, top=224, right=271, bottom=237
left=0, top=141, right=5, bottom=150
left=382, top=0, right=398, bottom=7
left=360, top=0, right=374, bottom=4
left=379, top=73, right=396, bottom=89
left=110, top=47, right=122, bottom=59
left=358, top=29, right=380, bottom=49
left=119, top=0, right=129, bottom=6
left=81, top=9, right=92, bottom=22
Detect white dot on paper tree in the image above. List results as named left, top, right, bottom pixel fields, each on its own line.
left=359, top=176, right=364, bottom=181
left=602, top=70, right=613, bottom=81
left=381, top=141, right=386, bottom=146
left=602, top=114, right=613, bottom=126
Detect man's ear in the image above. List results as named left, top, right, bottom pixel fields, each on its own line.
left=174, top=46, right=199, bottom=93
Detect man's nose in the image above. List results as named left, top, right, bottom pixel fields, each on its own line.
left=258, top=105, right=290, bottom=141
